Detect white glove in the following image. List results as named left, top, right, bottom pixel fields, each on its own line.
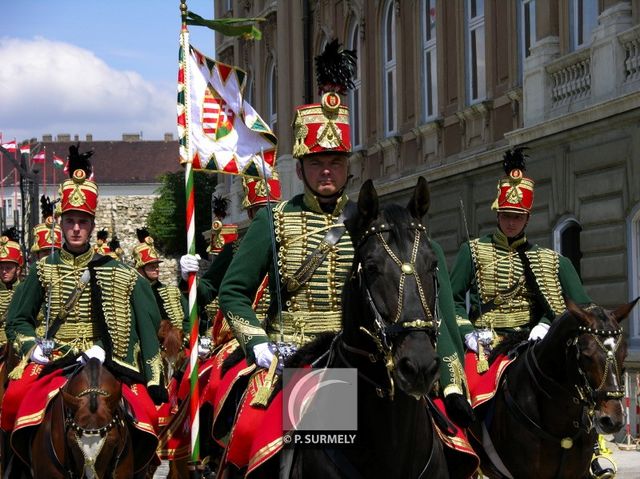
left=528, top=323, right=550, bottom=341
left=198, top=337, right=212, bottom=358
left=464, top=332, right=479, bottom=353
left=253, top=342, right=276, bottom=369
left=180, top=254, right=201, bottom=280
left=30, top=345, right=50, bottom=364
left=77, top=344, right=106, bottom=364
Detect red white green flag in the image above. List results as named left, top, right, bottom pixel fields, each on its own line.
left=177, top=45, right=276, bottom=178
left=32, top=150, right=46, bottom=163
left=53, top=154, right=65, bottom=169
left=1, top=140, right=16, bottom=153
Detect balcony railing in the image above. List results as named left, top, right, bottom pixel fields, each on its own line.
left=547, top=49, right=591, bottom=107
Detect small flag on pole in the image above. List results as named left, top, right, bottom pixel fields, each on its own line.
left=32, top=150, right=46, bottom=163
left=19, top=145, right=31, bottom=156
left=1, top=140, right=16, bottom=153
left=178, top=45, right=277, bottom=178
left=53, top=154, right=65, bottom=169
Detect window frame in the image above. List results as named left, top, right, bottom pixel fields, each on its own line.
left=421, top=0, right=438, bottom=121
left=465, top=0, right=486, bottom=105
left=382, top=0, right=398, bottom=136
left=348, top=19, right=363, bottom=149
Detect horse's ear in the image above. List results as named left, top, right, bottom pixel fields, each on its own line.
left=566, top=300, right=591, bottom=326
left=611, top=297, right=640, bottom=323
left=358, top=180, right=379, bottom=222
left=407, top=176, right=430, bottom=220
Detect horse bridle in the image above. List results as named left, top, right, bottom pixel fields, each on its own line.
left=339, top=220, right=440, bottom=400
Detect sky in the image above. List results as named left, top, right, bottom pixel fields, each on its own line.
left=1, top=0, right=217, bottom=143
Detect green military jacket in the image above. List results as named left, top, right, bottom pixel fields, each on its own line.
left=152, top=280, right=188, bottom=333
left=219, top=191, right=353, bottom=363
left=449, top=230, right=591, bottom=341
left=219, top=191, right=467, bottom=397
left=0, top=280, right=20, bottom=345
left=6, top=247, right=164, bottom=388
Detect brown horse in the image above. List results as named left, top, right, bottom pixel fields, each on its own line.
left=472, top=299, right=637, bottom=479
left=158, top=319, right=187, bottom=388
left=29, top=358, right=134, bottom=478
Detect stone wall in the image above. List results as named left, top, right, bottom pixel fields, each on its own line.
left=94, top=195, right=179, bottom=286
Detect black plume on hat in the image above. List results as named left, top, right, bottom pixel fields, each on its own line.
left=212, top=195, right=229, bottom=220
left=502, top=146, right=529, bottom=175
left=40, top=195, right=55, bottom=220
left=315, top=38, right=357, bottom=95
left=67, top=143, right=94, bottom=178
left=96, top=229, right=108, bottom=241
left=1, top=227, right=19, bottom=242
left=136, top=228, right=150, bottom=243
left=108, top=235, right=121, bottom=251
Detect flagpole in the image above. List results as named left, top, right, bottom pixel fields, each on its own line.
left=43, top=146, right=47, bottom=197
left=179, top=2, right=201, bottom=476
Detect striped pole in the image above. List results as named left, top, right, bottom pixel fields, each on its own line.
left=179, top=1, right=201, bottom=474
left=618, top=371, right=635, bottom=450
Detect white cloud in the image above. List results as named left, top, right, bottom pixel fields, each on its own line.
left=0, top=37, right=176, bottom=142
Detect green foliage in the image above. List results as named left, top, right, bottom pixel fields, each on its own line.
left=147, top=171, right=218, bottom=256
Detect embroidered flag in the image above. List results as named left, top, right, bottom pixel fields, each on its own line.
left=32, top=150, right=46, bottom=163
left=178, top=45, right=277, bottom=178
left=53, top=154, right=65, bottom=169
left=1, top=140, right=16, bottom=153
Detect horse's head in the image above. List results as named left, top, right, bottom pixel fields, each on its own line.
left=60, top=358, right=126, bottom=477
left=158, top=319, right=186, bottom=385
left=343, top=177, right=440, bottom=399
left=567, top=299, right=637, bottom=434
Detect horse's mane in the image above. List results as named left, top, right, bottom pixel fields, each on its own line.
left=488, top=330, right=529, bottom=364
left=39, top=352, right=82, bottom=377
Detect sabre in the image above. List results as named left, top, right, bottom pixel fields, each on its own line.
left=40, top=198, right=61, bottom=357
left=458, top=198, right=492, bottom=372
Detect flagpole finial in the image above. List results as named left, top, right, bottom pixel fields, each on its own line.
left=180, top=0, right=188, bottom=24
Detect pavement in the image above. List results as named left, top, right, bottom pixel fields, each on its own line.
left=605, top=439, right=640, bottom=479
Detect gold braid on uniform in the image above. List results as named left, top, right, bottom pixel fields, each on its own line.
left=94, top=266, right=136, bottom=366
left=227, top=311, right=268, bottom=353
left=442, top=352, right=466, bottom=397
left=145, top=351, right=163, bottom=387
left=0, top=289, right=16, bottom=344
left=157, top=285, right=185, bottom=329
left=270, top=201, right=352, bottom=346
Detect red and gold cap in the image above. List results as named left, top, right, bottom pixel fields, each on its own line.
left=292, top=39, right=356, bottom=159
left=59, top=144, right=98, bottom=216
left=242, top=175, right=281, bottom=208
left=93, top=229, right=111, bottom=255
left=132, top=228, right=161, bottom=268
left=492, top=147, right=534, bottom=214
left=0, top=229, right=23, bottom=266
left=31, top=218, right=62, bottom=254
left=292, top=93, right=351, bottom=159
left=31, top=196, right=62, bottom=254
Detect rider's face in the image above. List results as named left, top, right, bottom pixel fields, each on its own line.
left=0, top=261, right=18, bottom=285
left=297, top=154, right=349, bottom=200
left=142, top=262, right=160, bottom=281
left=61, top=212, right=94, bottom=253
left=497, top=211, right=529, bottom=238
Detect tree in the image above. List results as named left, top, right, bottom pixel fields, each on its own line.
left=147, top=171, right=218, bottom=256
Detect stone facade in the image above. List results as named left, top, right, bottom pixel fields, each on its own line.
left=94, top=195, right=179, bottom=286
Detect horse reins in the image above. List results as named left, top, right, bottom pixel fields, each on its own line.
left=343, top=220, right=439, bottom=400
left=499, top=322, right=625, bottom=479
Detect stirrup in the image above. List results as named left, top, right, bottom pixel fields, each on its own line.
left=590, top=455, right=616, bottom=479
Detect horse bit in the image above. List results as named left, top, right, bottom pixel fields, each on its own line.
left=346, top=220, right=440, bottom=400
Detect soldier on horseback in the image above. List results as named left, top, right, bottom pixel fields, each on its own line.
left=449, top=147, right=612, bottom=478
left=0, top=229, right=23, bottom=374
left=0, top=144, right=168, bottom=475
left=213, top=40, right=476, bottom=478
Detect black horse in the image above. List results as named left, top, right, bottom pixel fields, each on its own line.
left=289, top=177, right=448, bottom=479
left=472, top=299, right=637, bottom=479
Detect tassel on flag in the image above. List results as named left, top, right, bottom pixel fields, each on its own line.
left=1, top=140, right=17, bottom=153
left=53, top=154, right=65, bottom=169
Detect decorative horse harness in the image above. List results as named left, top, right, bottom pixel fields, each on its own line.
left=493, top=320, right=624, bottom=479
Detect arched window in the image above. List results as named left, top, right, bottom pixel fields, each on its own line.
left=570, top=0, right=598, bottom=51
left=627, top=206, right=640, bottom=348
left=553, top=216, right=583, bottom=278
left=382, top=0, right=397, bottom=135
left=266, top=58, right=277, bottom=135
left=421, top=0, right=438, bottom=121
left=348, top=19, right=363, bottom=148
left=465, top=0, right=486, bottom=104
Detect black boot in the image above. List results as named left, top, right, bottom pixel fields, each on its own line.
left=590, top=441, right=615, bottom=479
